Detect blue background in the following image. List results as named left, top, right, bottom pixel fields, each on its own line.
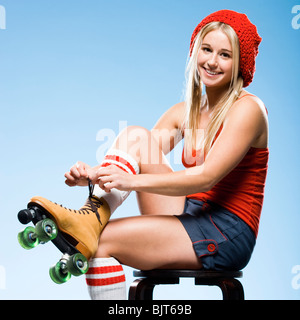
left=0, top=0, right=299, bottom=300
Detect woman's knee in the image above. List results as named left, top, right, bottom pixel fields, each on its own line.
left=113, top=125, right=164, bottom=168
left=93, top=217, right=137, bottom=259
left=112, top=126, right=150, bottom=162
left=114, top=126, right=151, bottom=150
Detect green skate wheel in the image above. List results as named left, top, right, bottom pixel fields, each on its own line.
left=18, top=226, right=39, bottom=250
left=66, top=253, right=89, bottom=276
left=35, top=218, right=58, bottom=242
left=49, top=261, right=71, bottom=284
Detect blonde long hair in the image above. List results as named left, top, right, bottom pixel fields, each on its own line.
left=183, top=22, right=244, bottom=156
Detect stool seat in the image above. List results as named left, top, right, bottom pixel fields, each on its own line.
left=129, top=269, right=244, bottom=300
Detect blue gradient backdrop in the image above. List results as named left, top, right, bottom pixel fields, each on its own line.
left=0, top=0, right=299, bottom=299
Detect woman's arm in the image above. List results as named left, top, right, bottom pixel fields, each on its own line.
left=97, top=97, right=268, bottom=196
left=151, top=101, right=185, bottom=155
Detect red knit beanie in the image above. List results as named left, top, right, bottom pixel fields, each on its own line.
left=190, top=10, right=262, bottom=87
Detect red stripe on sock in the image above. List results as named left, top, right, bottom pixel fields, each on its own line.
left=104, top=155, right=137, bottom=175
left=101, top=162, right=128, bottom=173
left=86, top=265, right=123, bottom=275
left=86, top=275, right=126, bottom=287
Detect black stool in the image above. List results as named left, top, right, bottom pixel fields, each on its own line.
left=129, top=269, right=244, bottom=300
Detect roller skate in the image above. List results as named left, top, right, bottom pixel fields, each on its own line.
left=17, top=180, right=111, bottom=284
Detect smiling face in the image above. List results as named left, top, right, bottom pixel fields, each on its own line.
left=197, top=29, right=233, bottom=89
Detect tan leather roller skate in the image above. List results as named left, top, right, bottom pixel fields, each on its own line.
left=17, top=180, right=111, bottom=284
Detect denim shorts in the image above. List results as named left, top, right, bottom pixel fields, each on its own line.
left=176, top=199, right=256, bottom=271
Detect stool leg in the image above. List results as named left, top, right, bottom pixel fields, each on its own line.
left=218, top=278, right=244, bottom=300
left=128, top=278, right=155, bottom=300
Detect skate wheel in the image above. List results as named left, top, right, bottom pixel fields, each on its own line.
left=18, top=226, right=39, bottom=250
left=49, top=262, right=71, bottom=284
left=67, top=253, right=89, bottom=276
left=35, top=218, right=58, bottom=242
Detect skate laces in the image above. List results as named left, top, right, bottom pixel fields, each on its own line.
left=54, top=178, right=103, bottom=225
left=88, top=178, right=94, bottom=198
left=84, top=178, right=103, bottom=225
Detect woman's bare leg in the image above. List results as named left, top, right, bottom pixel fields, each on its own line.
left=86, top=126, right=199, bottom=300
left=95, top=215, right=202, bottom=270
left=94, top=125, right=198, bottom=268
left=95, top=127, right=197, bottom=269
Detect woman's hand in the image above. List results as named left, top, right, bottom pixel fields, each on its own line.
left=64, top=161, right=98, bottom=187
left=96, top=165, right=135, bottom=193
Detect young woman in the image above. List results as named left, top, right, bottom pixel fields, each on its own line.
left=28, top=10, right=269, bottom=299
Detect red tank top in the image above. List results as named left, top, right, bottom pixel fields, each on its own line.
left=182, top=95, right=269, bottom=237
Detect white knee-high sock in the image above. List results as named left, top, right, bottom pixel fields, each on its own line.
left=93, top=148, right=140, bottom=214
left=85, top=257, right=126, bottom=300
